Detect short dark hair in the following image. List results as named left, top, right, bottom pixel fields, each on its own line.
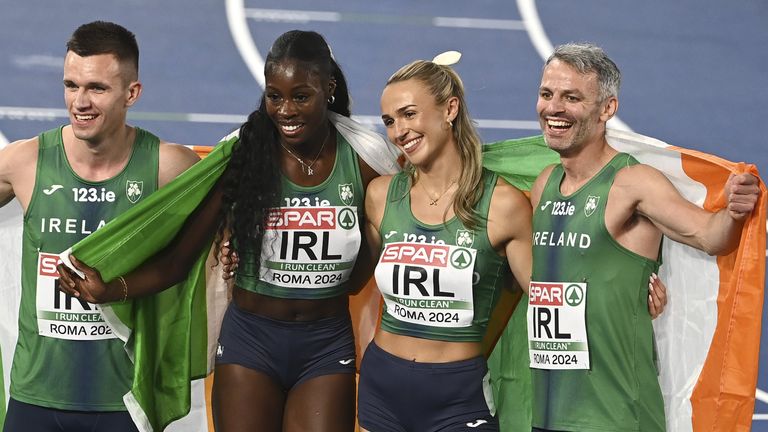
left=66, top=21, right=139, bottom=75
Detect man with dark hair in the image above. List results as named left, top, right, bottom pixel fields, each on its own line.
left=527, top=42, right=759, bottom=431
left=0, top=21, right=199, bottom=431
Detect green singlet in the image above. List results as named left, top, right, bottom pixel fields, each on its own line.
left=236, top=132, right=365, bottom=299
left=11, top=126, right=159, bottom=411
left=529, top=153, right=665, bottom=431
left=374, top=169, right=511, bottom=342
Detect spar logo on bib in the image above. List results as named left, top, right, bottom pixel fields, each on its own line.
left=337, top=208, right=356, bottom=230
left=265, top=207, right=357, bottom=231
left=266, top=207, right=337, bottom=229
left=564, top=284, right=584, bottom=306
left=450, top=248, right=473, bottom=269
left=380, top=243, right=475, bottom=269
left=381, top=243, right=450, bottom=267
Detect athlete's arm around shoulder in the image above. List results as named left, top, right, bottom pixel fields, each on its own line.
left=487, top=177, right=533, bottom=294
left=157, top=141, right=201, bottom=187
left=615, top=163, right=760, bottom=255
left=0, top=137, right=40, bottom=210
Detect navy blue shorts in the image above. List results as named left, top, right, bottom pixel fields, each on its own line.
left=358, top=341, right=498, bottom=432
left=2, top=398, right=138, bottom=432
left=215, top=302, right=356, bottom=390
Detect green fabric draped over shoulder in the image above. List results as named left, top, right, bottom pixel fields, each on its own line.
left=68, top=137, right=236, bottom=431
left=482, top=135, right=559, bottom=191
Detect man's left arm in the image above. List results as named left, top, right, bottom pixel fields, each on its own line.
left=630, top=165, right=760, bottom=255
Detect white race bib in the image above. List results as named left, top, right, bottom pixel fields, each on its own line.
left=375, top=242, right=477, bottom=328
left=527, top=281, right=589, bottom=370
left=35, top=252, right=115, bottom=340
left=259, top=206, right=361, bottom=289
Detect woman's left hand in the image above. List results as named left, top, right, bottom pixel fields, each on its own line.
left=648, top=273, right=668, bottom=320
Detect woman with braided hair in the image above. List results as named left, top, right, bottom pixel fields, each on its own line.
left=56, top=29, right=395, bottom=432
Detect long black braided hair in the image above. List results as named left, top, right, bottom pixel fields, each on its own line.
left=214, top=30, right=352, bottom=262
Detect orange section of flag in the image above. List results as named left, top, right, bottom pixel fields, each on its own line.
left=674, top=149, right=766, bottom=431
left=205, top=374, right=214, bottom=431
left=191, top=146, right=213, bottom=158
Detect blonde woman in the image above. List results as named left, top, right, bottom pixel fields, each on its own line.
left=358, top=60, right=531, bottom=431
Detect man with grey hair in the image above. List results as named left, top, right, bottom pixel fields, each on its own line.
left=526, top=42, right=759, bottom=431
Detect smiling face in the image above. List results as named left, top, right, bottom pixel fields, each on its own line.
left=536, top=59, right=617, bottom=156
left=264, top=59, right=334, bottom=149
left=63, top=52, right=140, bottom=145
left=380, top=78, right=456, bottom=168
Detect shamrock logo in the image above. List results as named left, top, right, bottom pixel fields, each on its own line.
left=456, top=229, right=474, bottom=248
left=126, top=180, right=143, bottom=203
left=339, top=183, right=354, bottom=206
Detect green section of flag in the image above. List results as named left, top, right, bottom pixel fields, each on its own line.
left=70, top=136, right=236, bottom=432
left=482, top=135, right=559, bottom=191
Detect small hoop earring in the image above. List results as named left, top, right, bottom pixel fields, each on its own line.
left=328, top=95, right=336, bottom=104
left=447, top=119, right=453, bottom=128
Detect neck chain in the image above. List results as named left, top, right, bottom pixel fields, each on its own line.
left=280, top=127, right=331, bottom=176
left=418, top=178, right=457, bottom=206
